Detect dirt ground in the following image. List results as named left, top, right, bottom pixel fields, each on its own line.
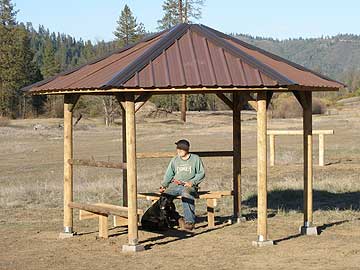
left=0, top=101, right=360, bottom=270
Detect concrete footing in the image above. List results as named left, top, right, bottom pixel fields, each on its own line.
left=228, top=216, right=246, bottom=224
left=58, top=232, right=75, bottom=239
left=122, top=244, right=145, bottom=252
left=252, top=240, right=274, bottom=247
left=236, top=216, right=247, bottom=223
left=299, top=226, right=318, bottom=235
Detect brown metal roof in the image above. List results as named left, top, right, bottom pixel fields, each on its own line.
left=24, top=23, right=345, bottom=94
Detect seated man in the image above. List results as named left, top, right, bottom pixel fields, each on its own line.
left=160, top=139, right=205, bottom=231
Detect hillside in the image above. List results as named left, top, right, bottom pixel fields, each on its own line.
left=235, top=33, right=360, bottom=88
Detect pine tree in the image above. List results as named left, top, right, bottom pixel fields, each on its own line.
left=41, top=38, right=60, bottom=79
left=157, top=0, right=205, bottom=30
left=0, top=0, right=40, bottom=117
left=0, top=0, right=18, bottom=26
left=113, top=5, right=145, bottom=47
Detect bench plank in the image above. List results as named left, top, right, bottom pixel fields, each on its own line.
left=70, top=202, right=142, bottom=218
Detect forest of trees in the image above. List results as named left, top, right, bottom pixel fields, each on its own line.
left=0, top=0, right=360, bottom=121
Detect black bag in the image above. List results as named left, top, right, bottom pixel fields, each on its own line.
left=141, top=193, right=181, bottom=231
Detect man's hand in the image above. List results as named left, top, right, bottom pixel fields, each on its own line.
left=159, top=186, right=166, bottom=193
left=172, top=179, right=183, bottom=185
left=184, top=182, right=192, bottom=188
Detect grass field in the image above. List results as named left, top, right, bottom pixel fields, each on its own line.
left=0, top=102, right=359, bottom=270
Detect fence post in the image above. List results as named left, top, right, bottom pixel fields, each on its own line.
left=269, top=134, right=275, bottom=167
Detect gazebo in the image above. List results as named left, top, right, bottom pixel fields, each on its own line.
left=24, top=23, right=344, bottom=251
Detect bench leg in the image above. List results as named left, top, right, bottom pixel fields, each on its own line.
left=98, top=214, right=108, bottom=238
left=207, top=199, right=217, bottom=228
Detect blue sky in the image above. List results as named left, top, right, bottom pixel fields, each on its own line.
left=15, top=0, right=360, bottom=42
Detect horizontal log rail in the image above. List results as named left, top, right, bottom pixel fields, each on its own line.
left=267, top=129, right=334, bottom=167
left=267, top=130, right=334, bottom=135
left=136, top=151, right=233, bottom=159
left=68, top=202, right=130, bottom=217
left=69, top=159, right=127, bottom=169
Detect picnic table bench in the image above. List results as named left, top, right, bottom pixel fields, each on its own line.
left=69, top=202, right=143, bottom=238
left=138, top=190, right=233, bottom=228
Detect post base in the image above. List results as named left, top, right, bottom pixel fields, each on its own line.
left=122, top=244, right=145, bottom=252
left=299, top=226, right=318, bottom=235
left=59, top=232, right=75, bottom=239
left=228, top=216, right=246, bottom=224
left=252, top=240, right=274, bottom=247
left=236, top=216, right=247, bottom=223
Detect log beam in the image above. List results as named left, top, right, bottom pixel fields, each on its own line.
left=62, top=94, right=79, bottom=235
left=135, top=93, right=152, bottom=112
left=136, top=151, right=233, bottom=159
left=253, top=91, right=273, bottom=246
left=216, top=93, right=233, bottom=110
left=181, top=94, right=186, bottom=122
left=232, top=92, right=242, bottom=220
left=121, top=105, right=128, bottom=207
left=123, top=93, right=143, bottom=250
left=69, top=159, right=127, bottom=169
left=300, top=92, right=317, bottom=234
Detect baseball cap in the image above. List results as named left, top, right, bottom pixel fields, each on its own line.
left=175, top=139, right=190, bottom=151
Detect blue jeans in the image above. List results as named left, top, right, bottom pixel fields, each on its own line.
left=164, top=183, right=197, bottom=224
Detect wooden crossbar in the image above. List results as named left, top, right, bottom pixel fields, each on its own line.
left=267, top=129, right=334, bottom=166
left=69, top=202, right=132, bottom=217
left=69, top=159, right=127, bottom=169
left=136, top=151, right=233, bottom=159
left=267, top=130, right=334, bottom=135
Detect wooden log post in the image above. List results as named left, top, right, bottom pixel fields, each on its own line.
left=207, top=199, right=217, bottom=228
left=293, top=91, right=317, bottom=235
left=319, top=134, right=325, bottom=167
left=301, top=92, right=317, bottom=234
left=181, top=94, right=186, bottom=122
left=232, top=92, right=242, bottom=221
left=253, top=92, right=273, bottom=246
left=61, top=94, right=79, bottom=236
left=269, top=134, right=275, bottom=167
left=121, top=105, right=128, bottom=207
left=122, top=93, right=144, bottom=252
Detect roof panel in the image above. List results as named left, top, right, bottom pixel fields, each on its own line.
left=25, top=23, right=344, bottom=94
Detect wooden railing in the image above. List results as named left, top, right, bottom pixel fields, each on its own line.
left=267, top=129, right=334, bottom=167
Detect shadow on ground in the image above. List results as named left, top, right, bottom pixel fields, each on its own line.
left=243, top=189, right=360, bottom=212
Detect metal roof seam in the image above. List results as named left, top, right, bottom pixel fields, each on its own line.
left=237, top=59, right=248, bottom=86
left=103, top=23, right=190, bottom=88
left=191, top=24, right=295, bottom=86
left=202, top=37, right=217, bottom=85
left=175, top=39, right=187, bottom=86
left=163, top=49, right=171, bottom=86
left=219, top=48, right=234, bottom=85
left=149, top=60, right=155, bottom=87
left=188, top=29, right=202, bottom=85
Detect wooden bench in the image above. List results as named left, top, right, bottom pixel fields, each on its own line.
left=69, top=202, right=143, bottom=238
left=138, top=191, right=233, bottom=228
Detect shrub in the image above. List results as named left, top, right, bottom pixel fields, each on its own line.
left=271, top=95, right=326, bottom=118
